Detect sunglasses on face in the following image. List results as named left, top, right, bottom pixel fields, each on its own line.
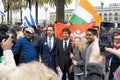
left=25, top=31, right=31, bottom=34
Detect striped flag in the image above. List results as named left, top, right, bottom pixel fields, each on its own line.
left=0, top=0, right=5, bottom=16
left=24, top=7, right=36, bottom=27
left=69, top=0, right=102, bottom=25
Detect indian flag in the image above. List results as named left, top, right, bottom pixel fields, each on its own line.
left=69, top=0, right=102, bottom=25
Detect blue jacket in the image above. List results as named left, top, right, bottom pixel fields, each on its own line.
left=12, top=37, right=40, bottom=63
left=38, top=36, right=59, bottom=70
left=106, top=55, right=119, bottom=63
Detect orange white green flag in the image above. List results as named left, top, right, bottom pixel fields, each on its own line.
left=69, top=0, right=102, bottom=25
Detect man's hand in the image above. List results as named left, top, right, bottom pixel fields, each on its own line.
left=105, top=48, right=120, bottom=59
left=56, top=66, right=61, bottom=73
left=72, top=59, right=77, bottom=65
left=69, top=65, right=74, bottom=73
left=1, top=36, right=13, bottom=50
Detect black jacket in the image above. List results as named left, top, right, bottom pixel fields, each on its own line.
left=55, top=39, right=73, bottom=71
left=86, top=63, right=104, bottom=80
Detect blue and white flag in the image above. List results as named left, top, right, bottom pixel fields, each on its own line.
left=0, top=0, right=5, bottom=16
left=24, top=7, right=36, bottom=27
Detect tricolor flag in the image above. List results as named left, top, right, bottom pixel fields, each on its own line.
left=0, top=0, right=5, bottom=16
left=24, top=7, right=36, bottom=27
left=69, top=0, right=102, bottom=25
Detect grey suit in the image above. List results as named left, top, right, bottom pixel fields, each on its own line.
left=85, top=42, right=94, bottom=76
left=85, top=42, right=105, bottom=79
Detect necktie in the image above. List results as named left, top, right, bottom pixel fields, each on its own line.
left=64, top=41, right=67, bottom=50
left=49, top=38, right=52, bottom=50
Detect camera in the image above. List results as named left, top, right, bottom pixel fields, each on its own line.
left=0, top=31, right=9, bottom=42
left=0, top=24, right=10, bottom=42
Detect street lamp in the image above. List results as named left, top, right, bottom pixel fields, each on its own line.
left=27, top=0, right=31, bottom=10
left=101, top=2, right=104, bottom=8
left=44, top=6, right=48, bottom=22
left=109, top=4, right=114, bottom=22
left=44, top=6, right=48, bottom=27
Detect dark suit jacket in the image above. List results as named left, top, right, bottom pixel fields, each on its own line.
left=55, top=39, right=73, bottom=71
left=38, top=36, right=59, bottom=70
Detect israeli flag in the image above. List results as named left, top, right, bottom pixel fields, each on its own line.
left=24, top=7, right=36, bottom=27
left=0, top=0, right=5, bottom=16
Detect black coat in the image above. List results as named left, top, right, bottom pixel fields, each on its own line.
left=55, top=39, right=73, bottom=71
left=86, top=63, right=104, bottom=80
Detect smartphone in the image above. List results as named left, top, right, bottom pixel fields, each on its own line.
left=99, top=22, right=115, bottom=52
left=118, top=23, right=120, bottom=28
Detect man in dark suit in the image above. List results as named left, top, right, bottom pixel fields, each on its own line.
left=55, top=27, right=74, bottom=80
left=38, top=24, right=59, bottom=71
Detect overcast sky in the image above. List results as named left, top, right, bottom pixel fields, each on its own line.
left=88, top=0, right=120, bottom=7
left=68, top=0, right=120, bottom=9
left=12, top=0, right=120, bottom=22
left=49, top=0, right=120, bottom=12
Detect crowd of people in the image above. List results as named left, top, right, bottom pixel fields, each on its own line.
left=0, top=22, right=120, bottom=80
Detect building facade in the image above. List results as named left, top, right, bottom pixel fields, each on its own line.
left=49, top=5, right=120, bottom=23
left=50, top=9, right=74, bottom=23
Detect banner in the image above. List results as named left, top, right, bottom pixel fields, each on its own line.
left=54, top=22, right=95, bottom=39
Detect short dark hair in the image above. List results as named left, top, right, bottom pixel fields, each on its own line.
left=87, top=28, right=98, bottom=36
left=62, top=27, right=71, bottom=35
left=47, top=24, right=54, bottom=31
left=0, top=24, right=9, bottom=32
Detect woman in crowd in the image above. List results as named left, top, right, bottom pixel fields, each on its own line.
left=72, top=36, right=86, bottom=80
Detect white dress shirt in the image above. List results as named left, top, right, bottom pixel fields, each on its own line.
left=63, top=39, right=69, bottom=49
left=47, top=36, right=54, bottom=50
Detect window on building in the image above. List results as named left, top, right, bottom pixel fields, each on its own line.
left=109, top=13, right=113, bottom=21
left=50, top=15, right=52, bottom=18
left=66, top=15, right=68, bottom=19
left=99, top=13, right=102, bottom=18
left=104, top=13, right=107, bottom=21
left=114, top=13, right=118, bottom=21
left=65, top=15, right=69, bottom=22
